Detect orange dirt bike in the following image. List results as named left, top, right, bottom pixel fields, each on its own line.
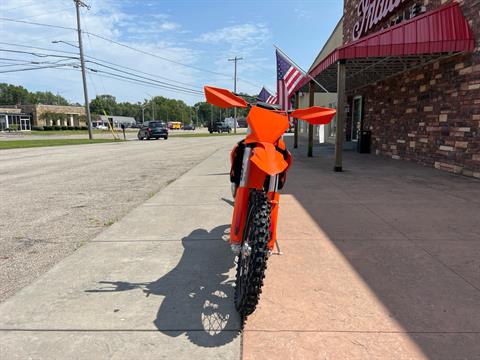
left=204, top=86, right=336, bottom=319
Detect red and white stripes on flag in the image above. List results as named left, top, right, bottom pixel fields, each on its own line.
left=266, top=94, right=277, bottom=104
left=276, top=49, right=305, bottom=112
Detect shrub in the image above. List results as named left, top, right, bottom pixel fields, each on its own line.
left=60, top=126, right=68, bottom=130
left=53, top=125, right=61, bottom=131
left=32, top=126, right=44, bottom=131
left=43, top=126, right=52, bottom=131
left=80, top=126, right=88, bottom=130
left=73, top=126, right=80, bottom=130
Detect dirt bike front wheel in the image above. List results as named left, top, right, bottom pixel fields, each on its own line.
left=234, top=189, right=271, bottom=319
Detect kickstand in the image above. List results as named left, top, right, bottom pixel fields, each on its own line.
left=274, top=240, right=283, bottom=255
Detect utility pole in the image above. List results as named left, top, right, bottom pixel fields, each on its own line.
left=228, top=56, right=243, bottom=134
left=74, top=0, right=93, bottom=140
left=152, top=101, right=155, bottom=121
left=210, top=103, right=213, bottom=128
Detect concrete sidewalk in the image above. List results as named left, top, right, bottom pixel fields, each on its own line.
left=0, top=144, right=241, bottom=359
left=243, top=140, right=480, bottom=359
left=2, top=136, right=479, bottom=359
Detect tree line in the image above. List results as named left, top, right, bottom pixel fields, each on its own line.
left=0, top=83, right=252, bottom=126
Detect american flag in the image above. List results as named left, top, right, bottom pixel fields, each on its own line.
left=257, top=87, right=277, bottom=104
left=276, top=49, right=305, bottom=112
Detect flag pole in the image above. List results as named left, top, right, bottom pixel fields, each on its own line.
left=274, top=44, right=330, bottom=93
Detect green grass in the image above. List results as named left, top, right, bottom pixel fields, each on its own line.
left=170, top=132, right=246, bottom=138
left=30, top=130, right=120, bottom=136
left=0, top=138, right=125, bottom=150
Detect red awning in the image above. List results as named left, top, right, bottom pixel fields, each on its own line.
left=295, top=2, right=475, bottom=92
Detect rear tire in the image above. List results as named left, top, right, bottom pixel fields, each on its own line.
left=234, top=190, right=271, bottom=320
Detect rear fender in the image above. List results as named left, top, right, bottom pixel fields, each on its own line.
left=250, top=142, right=288, bottom=177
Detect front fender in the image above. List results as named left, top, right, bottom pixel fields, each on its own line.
left=250, top=142, right=288, bottom=176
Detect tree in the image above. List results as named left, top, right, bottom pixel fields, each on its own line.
left=0, top=83, right=70, bottom=106
left=0, top=83, right=30, bottom=105
left=89, top=94, right=118, bottom=116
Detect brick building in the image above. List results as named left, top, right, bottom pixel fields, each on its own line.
left=295, top=0, right=479, bottom=178
left=20, top=104, right=86, bottom=127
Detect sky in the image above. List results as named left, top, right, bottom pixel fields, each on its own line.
left=0, top=0, right=343, bottom=105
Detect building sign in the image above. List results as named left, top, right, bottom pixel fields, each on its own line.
left=353, top=0, right=407, bottom=40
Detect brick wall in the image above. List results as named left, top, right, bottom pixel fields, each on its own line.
left=21, top=104, right=86, bottom=127
left=343, top=0, right=480, bottom=178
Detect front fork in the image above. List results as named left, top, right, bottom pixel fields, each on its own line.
left=230, top=146, right=280, bottom=252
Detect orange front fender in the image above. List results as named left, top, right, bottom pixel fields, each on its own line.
left=250, top=142, right=288, bottom=176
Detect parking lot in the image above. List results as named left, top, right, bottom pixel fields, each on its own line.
left=0, top=135, right=241, bottom=302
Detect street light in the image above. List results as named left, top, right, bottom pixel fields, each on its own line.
left=52, top=40, right=79, bottom=48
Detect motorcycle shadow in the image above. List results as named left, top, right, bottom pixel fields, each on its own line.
left=86, top=225, right=240, bottom=348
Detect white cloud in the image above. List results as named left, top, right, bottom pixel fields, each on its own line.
left=194, top=23, right=273, bottom=95
left=294, top=8, right=313, bottom=20
left=196, top=23, right=270, bottom=47
left=159, top=22, right=179, bottom=31
left=0, top=0, right=202, bottom=104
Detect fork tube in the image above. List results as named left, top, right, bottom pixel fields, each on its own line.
left=239, top=147, right=252, bottom=187
left=268, top=174, right=278, bottom=193
left=230, top=146, right=252, bottom=244
left=267, top=175, right=280, bottom=250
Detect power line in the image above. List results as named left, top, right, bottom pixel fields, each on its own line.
left=0, top=46, right=204, bottom=94
left=0, top=58, right=71, bottom=67
left=24, top=66, right=204, bottom=98
left=0, top=48, right=77, bottom=59
left=0, top=42, right=204, bottom=89
left=88, top=68, right=203, bottom=95
left=0, top=52, right=203, bottom=96
left=0, top=62, right=78, bottom=74
left=85, top=60, right=202, bottom=94
left=0, top=41, right=264, bottom=91
left=0, top=17, right=232, bottom=78
left=0, top=17, right=76, bottom=31
left=88, top=71, right=204, bottom=98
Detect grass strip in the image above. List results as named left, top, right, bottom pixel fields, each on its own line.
left=0, top=139, right=124, bottom=150
left=29, top=130, right=131, bottom=136
left=170, top=132, right=246, bottom=138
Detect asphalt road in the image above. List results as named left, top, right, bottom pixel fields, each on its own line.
left=0, top=127, right=212, bottom=141
left=0, top=136, right=240, bottom=302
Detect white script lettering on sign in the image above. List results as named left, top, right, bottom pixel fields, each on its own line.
left=352, top=0, right=408, bottom=40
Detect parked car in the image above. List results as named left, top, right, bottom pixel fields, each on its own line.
left=138, top=121, right=168, bottom=140
left=208, top=122, right=231, bottom=134
left=96, top=125, right=108, bottom=130
left=182, top=124, right=195, bottom=130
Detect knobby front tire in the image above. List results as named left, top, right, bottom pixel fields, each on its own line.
left=234, top=189, right=271, bottom=320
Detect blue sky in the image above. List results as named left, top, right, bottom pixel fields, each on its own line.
left=0, top=0, right=343, bottom=105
